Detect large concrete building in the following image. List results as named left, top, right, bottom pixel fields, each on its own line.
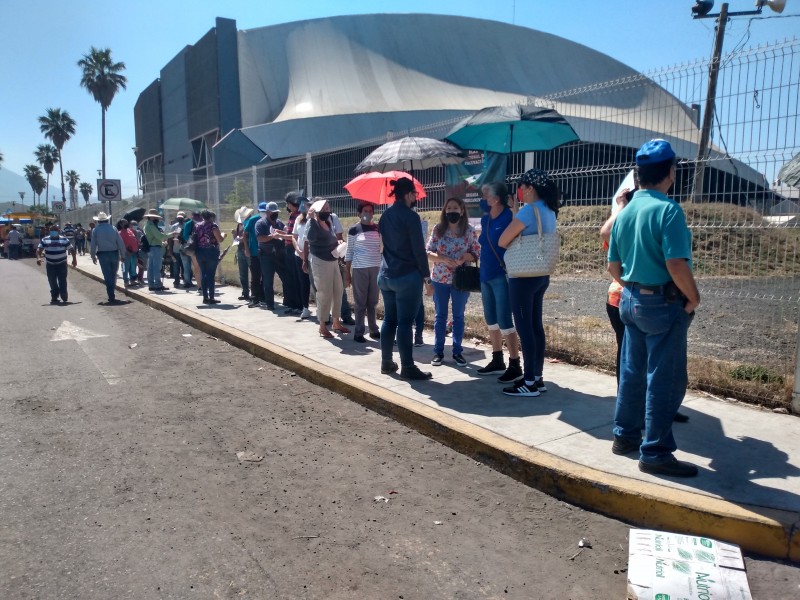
left=133, top=14, right=766, bottom=204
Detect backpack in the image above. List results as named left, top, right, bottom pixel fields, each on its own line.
left=140, top=233, right=151, bottom=252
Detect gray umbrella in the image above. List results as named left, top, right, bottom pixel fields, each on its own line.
left=356, top=136, right=465, bottom=172
left=778, top=153, right=800, bottom=188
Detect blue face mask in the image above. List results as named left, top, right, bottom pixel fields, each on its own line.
left=479, top=199, right=490, bottom=213
left=50, top=231, right=59, bottom=238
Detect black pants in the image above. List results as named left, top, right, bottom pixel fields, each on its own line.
left=606, top=302, right=625, bottom=384
left=46, top=262, right=68, bottom=301
left=294, top=254, right=310, bottom=309
left=249, top=254, right=264, bottom=302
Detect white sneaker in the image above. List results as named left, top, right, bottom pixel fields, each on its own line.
left=301, top=308, right=312, bottom=320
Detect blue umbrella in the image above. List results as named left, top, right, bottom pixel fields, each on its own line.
left=445, top=104, right=579, bottom=154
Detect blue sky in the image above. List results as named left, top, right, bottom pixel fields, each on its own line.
left=1, top=0, right=798, bottom=203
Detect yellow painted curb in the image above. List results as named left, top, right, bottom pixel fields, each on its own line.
left=76, top=266, right=800, bottom=561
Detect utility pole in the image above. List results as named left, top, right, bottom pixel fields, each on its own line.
left=692, top=2, right=728, bottom=203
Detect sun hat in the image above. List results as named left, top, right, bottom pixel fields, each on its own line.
left=176, top=211, right=186, bottom=219
left=310, top=199, right=328, bottom=213
left=635, top=139, right=676, bottom=165
left=93, top=212, right=110, bottom=222
left=234, top=206, right=255, bottom=223
left=143, top=209, right=162, bottom=220
left=266, top=201, right=279, bottom=213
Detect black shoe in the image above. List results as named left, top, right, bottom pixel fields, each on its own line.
left=612, top=436, right=640, bottom=456
left=477, top=357, right=506, bottom=375
left=207, top=299, right=221, bottom=304
left=238, top=295, right=250, bottom=301
left=353, top=334, right=367, bottom=343
left=400, top=366, right=433, bottom=380
left=497, top=364, right=523, bottom=384
left=369, top=331, right=381, bottom=340
left=248, top=300, right=260, bottom=308
left=202, top=298, right=210, bottom=304
left=431, top=354, right=444, bottom=367
left=673, top=412, right=690, bottom=423
left=381, top=361, right=398, bottom=374
left=50, top=299, right=60, bottom=305
left=341, top=316, right=356, bottom=326
left=534, top=378, right=547, bottom=393
left=502, top=382, right=540, bottom=397
left=452, top=354, right=467, bottom=367
left=414, top=335, right=424, bottom=347
left=154, top=285, right=170, bottom=291
left=639, top=457, right=698, bottom=478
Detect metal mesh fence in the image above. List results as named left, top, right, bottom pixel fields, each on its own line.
left=128, top=38, right=798, bottom=406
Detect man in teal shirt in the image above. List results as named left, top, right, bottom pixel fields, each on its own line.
left=142, top=209, right=172, bottom=291
left=242, top=202, right=267, bottom=307
left=607, top=139, right=701, bottom=478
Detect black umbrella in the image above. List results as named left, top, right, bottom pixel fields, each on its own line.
left=356, top=136, right=465, bottom=172
left=123, top=207, right=146, bottom=222
left=445, top=104, right=579, bottom=154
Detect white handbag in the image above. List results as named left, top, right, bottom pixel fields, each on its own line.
left=504, top=205, right=559, bottom=278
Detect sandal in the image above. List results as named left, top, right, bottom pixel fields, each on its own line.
left=319, top=329, right=334, bottom=339
left=333, top=326, right=351, bottom=334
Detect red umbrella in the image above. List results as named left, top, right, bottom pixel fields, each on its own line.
left=344, top=171, right=427, bottom=205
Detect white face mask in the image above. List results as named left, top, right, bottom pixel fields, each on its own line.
left=360, top=213, right=373, bottom=223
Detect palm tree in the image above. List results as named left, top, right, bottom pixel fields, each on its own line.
left=23, top=164, right=43, bottom=206
left=79, top=182, right=93, bottom=205
left=78, top=47, right=127, bottom=179
left=66, top=169, right=80, bottom=210
left=33, top=173, right=46, bottom=206
left=34, top=143, right=59, bottom=212
left=38, top=107, right=76, bottom=204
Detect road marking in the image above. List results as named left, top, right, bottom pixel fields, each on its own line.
left=51, top=321, right=120, bottom=385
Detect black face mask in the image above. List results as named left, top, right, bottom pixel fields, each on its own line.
left=445, top=212, right=461, bottom=224
left=268, top=213, right=278, bottom=221
left=319, top=212, right=331, bottom=222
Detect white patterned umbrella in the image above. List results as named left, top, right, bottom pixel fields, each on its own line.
left=356, top=136, right=465, bottom=172
left=778, top=153, right=800, bottom=188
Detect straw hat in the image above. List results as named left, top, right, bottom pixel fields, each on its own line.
left=93, top=212, right=110, bottom=222
left=143, top=209, right=162, bottom=220
left=234, top=206, right=254, bottom=223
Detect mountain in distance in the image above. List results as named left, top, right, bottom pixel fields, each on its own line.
left=0, top=167, right=37, bottom=207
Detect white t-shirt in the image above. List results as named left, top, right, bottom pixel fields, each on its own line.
left=294, top=219, right=309, bottom=258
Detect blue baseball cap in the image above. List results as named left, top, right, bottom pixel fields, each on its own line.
left=258, top=201, right=268, bottom=212
left=635, top=139, right=676, bottom=165
left=266, top=201, right=279, bottom=213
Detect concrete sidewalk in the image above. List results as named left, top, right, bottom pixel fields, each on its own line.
left=76, top=257, right=800, bottom=560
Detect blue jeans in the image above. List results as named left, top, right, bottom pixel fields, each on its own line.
left=196, top=246, right=219, bottom=300
left=180, top=252, right=194, bottom=285
left=237, top=248, right=250, bottom=297
left=97, top=251, right=119, bottom=300
left=613, top=286, right=692, bottom=464
left=259, top=247, right=289, bottom=308
left=432, top=281, right=469, bottom=356
left=121, top=253, right=137, bottom=284
left=379, top=270, right=423, bottom=368
left=508, top=275, right=549, bottom=382
left=481, top=274, right=514, bottom=331
left=147, top=246, right=164, bottom=288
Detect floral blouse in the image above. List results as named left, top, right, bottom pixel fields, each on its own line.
left=426, top=224, right=480, bottom=285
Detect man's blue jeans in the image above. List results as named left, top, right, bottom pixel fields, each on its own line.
left=180, top=252, right=193, bottom=285
left=613, top=286, right=693, bottom=465
left=237, top=248, right=250, bottom=297
left=97, top=251, right=119, bottom=300
left=432, top=281, right=469, bottom=356
left=147, top=246, right=164, bottom=288
left=379, top=270, right=423, bottom=368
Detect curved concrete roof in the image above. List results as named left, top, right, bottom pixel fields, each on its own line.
left=231, top=13, right=761, bottom=185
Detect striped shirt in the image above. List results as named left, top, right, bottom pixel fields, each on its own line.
left=38, top=236, right=73, bottom=265
left=345, top=223, right=381, bottom=269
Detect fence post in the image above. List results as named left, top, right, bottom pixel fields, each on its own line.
left=251, top=166, right=258, bottom=206
left=306, top=152, right=313, bottom=197
left=794, top=318, right=800, bottom=414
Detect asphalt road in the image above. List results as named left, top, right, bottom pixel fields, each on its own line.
left=1, top=257, right=797, bottom=599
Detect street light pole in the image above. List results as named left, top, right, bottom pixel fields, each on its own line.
left=692, top=2, right=728, bottom=203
